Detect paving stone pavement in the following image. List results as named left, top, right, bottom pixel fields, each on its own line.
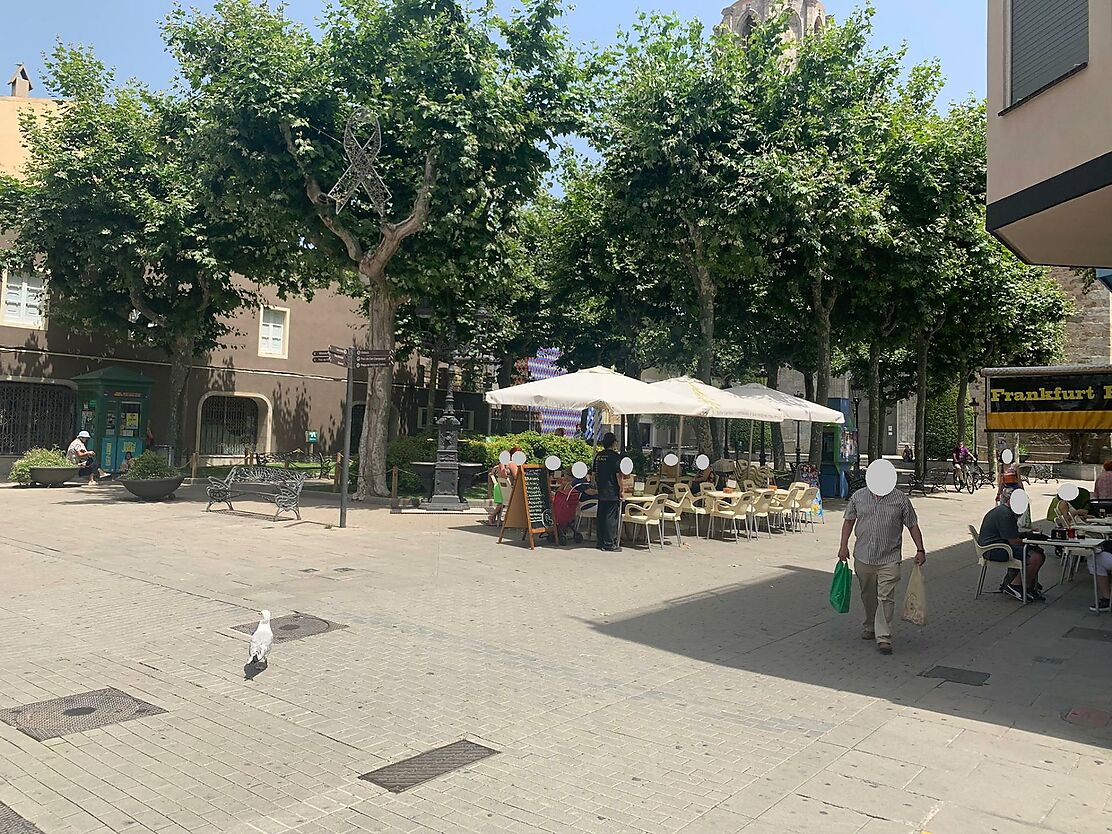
left=1, top=480, right=1111, bottom=833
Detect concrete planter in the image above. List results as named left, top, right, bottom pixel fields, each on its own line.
left=29, top=466, right=79, bottom=487
left=121, top=475, right=185, bottom=501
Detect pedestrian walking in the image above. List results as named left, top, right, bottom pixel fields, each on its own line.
left=593, top=432, right=622, bottom=552
left=837, top=459, right=926, bottom=655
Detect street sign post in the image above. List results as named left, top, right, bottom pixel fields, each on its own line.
left=312, top=345, right=393, bottom=527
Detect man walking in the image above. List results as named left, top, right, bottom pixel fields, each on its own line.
left=837, top=459, right=926, bottom=655
left=593, top=432, right=623, bottom=552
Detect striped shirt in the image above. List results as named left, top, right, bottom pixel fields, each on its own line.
left=845, top=489, right=919, bottom=566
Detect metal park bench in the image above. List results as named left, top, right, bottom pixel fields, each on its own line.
left=206, top=466, right=307, bottom=520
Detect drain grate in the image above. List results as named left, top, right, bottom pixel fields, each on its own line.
left=0, top=688, right=165, bottom=742
left=359, top=740, right=498, bottom=793
left=1034, top=656, right=1066, bottom=665
left=232, top=613, right=346, bottom=644
left=334, top=567, right=356, bottom=573
left=921, top=666, right=991, bottom=686
left=0, top=801, right=45, bottom=833
left=1064, top=627, right=1112, bottom=642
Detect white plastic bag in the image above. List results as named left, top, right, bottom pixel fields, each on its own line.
left=901, top=564, right=927, bottom=626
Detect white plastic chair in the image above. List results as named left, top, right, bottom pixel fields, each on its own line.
left=971, top=525, right=1028, bottom=604
left=622, top=494, right=666, bottom=550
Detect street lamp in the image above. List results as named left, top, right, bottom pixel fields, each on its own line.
left=794, top=391, right=804, bottom=468
left=969, top=396, right=980, bottom=460
left=415, top=303, right=491, bottom=511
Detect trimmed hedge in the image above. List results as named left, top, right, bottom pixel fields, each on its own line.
left=384, top=431, right=596, bottom=495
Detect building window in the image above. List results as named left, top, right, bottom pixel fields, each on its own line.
left=2, top=271, right=45, bottom=329
left=200, top=396, right=259, bottom=456
left=741, top=13, right=756, bottom=39
left=0, top=381, right=74, bottom=456
left=258, top=306, right=288, bottom=358
left=1010, top=0, right=1088, bottom=105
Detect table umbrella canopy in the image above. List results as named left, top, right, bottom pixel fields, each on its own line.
left=725, top=383, right=846, bottom=424
left=650, top=377, right=785, bottom=422
left=484, top=366, right=711, bottom=417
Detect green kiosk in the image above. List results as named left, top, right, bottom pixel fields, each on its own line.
left=73, top=367, right=154, bottom=473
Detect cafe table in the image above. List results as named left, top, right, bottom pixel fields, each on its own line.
left=1023, top=535, right=1106, bottom=601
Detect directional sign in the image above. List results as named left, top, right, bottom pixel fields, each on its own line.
left=355, top=349, right=392, bottom=369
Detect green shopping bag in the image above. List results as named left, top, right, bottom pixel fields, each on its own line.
left=830, top=561, right=852, bottom=614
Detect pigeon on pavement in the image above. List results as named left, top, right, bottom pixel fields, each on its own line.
left=249, top=610, right=273, bottom=667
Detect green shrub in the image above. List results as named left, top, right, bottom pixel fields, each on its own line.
left=8, top=448, right=70, bottom=485
left=924, top=385, right=974, bottom=460
left=122, top=450, right=177, bottom=480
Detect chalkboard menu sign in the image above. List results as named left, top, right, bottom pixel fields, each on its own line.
left=499, top=464, right=555, bottom=549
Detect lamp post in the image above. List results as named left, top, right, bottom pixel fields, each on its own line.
left=969, top=396, right=980, bottom=460
left=794, top=391, right=803, bottom=468
left=851, top=395, right=862, bottom=472
left=416, top=303, right=491, bottom=512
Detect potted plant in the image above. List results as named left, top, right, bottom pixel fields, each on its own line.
left=1017, top=443, right=1030, bottom=463
left=9, top=448, right=78, bottom=487
left=120, top=451, right=185, bottom=500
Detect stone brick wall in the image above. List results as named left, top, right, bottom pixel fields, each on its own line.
left=1054, top=266, right=1111, bottom=365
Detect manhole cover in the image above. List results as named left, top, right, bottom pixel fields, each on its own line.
left=0, top=801, right=45, bottom=833
left=1065, top=707, right=1111, bottom=728
left=359, top=740, right=498, bottom=793
left=921, top=666, right=991, bottom=686
left=1065, top=627, right=1112, bottom=642
left=0, top=688, right=165, bottom=742
left=231, top=613, right=346, bottom=644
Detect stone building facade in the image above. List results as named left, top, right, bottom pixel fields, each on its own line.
left=720, top=0, right=828, bottom=40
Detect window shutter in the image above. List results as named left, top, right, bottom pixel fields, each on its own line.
left=1011, top=0, right=1088, bottom=105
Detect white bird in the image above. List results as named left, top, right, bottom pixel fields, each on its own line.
left=249, top=610, right=273, bottom=666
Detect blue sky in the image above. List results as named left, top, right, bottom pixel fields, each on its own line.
left=4, top=1, right=985, bottom=108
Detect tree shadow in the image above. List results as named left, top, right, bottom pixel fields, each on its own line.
left=586, top=540, right=1112, bottom=749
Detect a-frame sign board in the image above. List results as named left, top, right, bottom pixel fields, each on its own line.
left=498, top=464, right=555, bottom=549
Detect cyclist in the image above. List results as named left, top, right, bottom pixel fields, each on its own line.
left=951, top=442, right=972, bottom=490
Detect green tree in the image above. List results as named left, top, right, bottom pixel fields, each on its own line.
left=165, top=0, right=581, bottom=496
left=0, top=45, right=271, bottom=450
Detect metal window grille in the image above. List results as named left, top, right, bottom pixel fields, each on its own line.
left=199, top=396, right=259, bottom=456
left=0, top=382, right=75, bottom=456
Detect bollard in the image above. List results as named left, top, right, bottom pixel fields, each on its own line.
left=391, top=466, right=399, bottom=507
left=333, top=454, right=342, bottom=492
left=190, top=452, right=198, bottom=482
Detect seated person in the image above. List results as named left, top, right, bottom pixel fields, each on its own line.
left=979, top=487, right=1046, bottom=601
left=1049, top=492, right=1090, bottom=526
left=119, top=451, right=135, bottom=474
left=1095, top=460, right=1112, bottom=500
left=693, top=466, right=717, bottom=491
left=66, top=430, right=106, bottom=486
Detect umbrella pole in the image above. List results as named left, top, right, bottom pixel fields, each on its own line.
left=748, top=420, right=754, bottom=460
left=678, top=416, right=684, bottom=460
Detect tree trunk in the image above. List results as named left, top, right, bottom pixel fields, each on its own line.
left=425, top=345, right=441, bottom=431
left=628, top=415, right=643, bottom=456
left=810, top=278, right=835, bottom=466
left=956, top=373, right=969, bottom=446
left=356, top=277, right=397, bottom=499
left=498, top=355, right=514, bottom=434
left=867, top=341, right=883, bottom=462
left=914, top=334, right=930, bottom=479
left=767, top=364, right=786, bottom=468
left=166, top=334, right=194, bottom=456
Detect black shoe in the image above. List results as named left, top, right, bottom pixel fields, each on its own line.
left=1002, top=584, right=1026, bottom=601
left=604, top=546, right=623, bottom=552
left=1090, top=598, right=1111, bottom=613
left=1028, top=588, right=1047, bottom=602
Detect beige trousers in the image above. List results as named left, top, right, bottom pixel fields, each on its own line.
left=854, top=561, right=902, bottom=642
